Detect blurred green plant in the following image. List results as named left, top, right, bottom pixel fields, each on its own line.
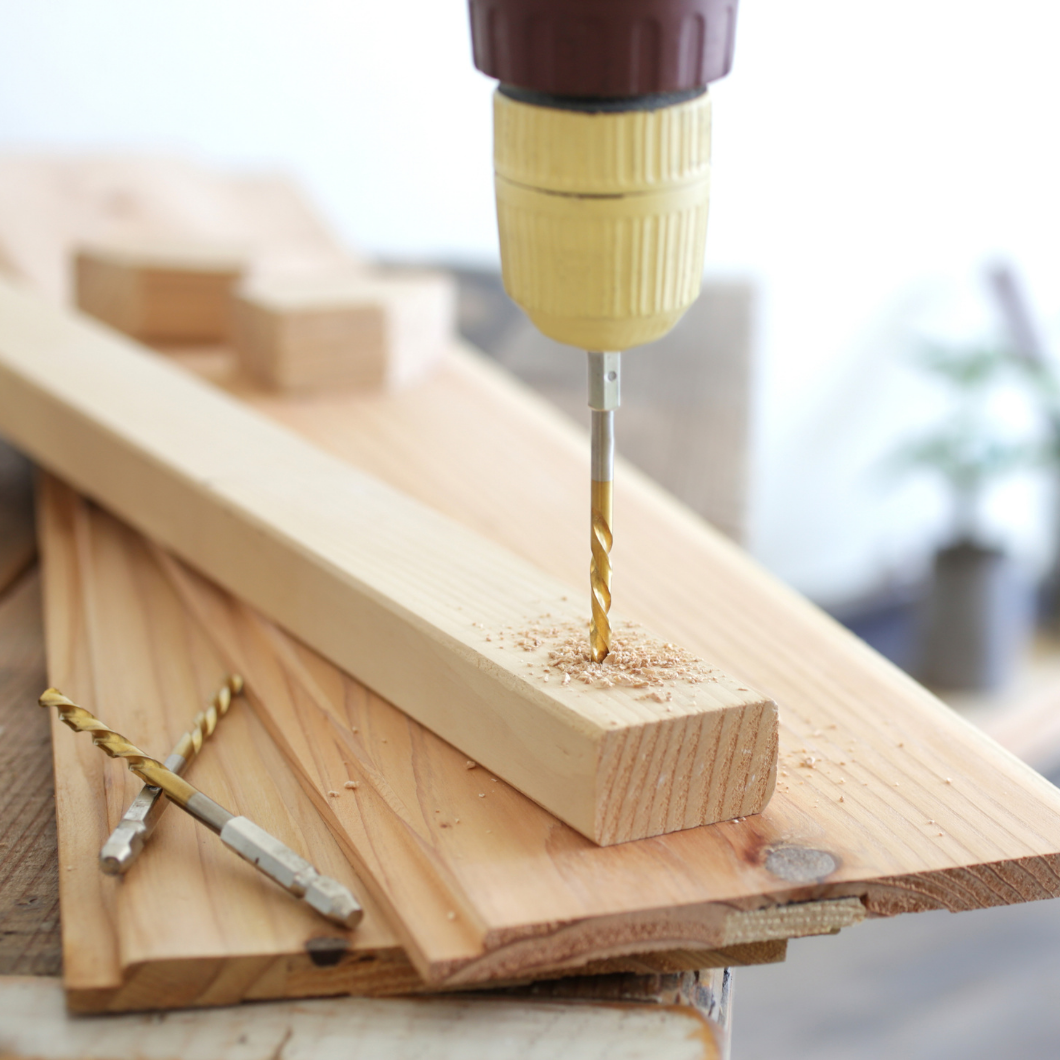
left=891, top=342, right=1059, bottom=542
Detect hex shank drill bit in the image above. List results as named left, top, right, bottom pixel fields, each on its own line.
left=588, top=351, right=620, bottom=663
left=100, top=674, right=244, bottom=875
left=40, top=688, right=362, bottom=929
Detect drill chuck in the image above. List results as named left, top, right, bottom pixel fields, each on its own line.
left=493, top=87, right=711, bottom=350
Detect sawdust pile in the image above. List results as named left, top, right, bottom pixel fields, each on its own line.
left=511, top=618, right=719, bottom=694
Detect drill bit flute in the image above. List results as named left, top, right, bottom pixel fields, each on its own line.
left=100, top=674, right=243, bottom=875
left=40, top=688, right=362, bottom=929
left=588, top=351, right=620, bottom=662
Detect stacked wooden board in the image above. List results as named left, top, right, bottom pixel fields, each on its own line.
left=3, top=158, right=1060, bottom=1029
left=1, top=278, right=1060, bottom=1012
left=38, top=475, right=779, bottom=1010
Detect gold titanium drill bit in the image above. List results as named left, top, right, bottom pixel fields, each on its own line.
left=40, top=688, right=363, bottom=929
left=100, top=674, right=244, bottom=875
left=588, top=351, right=620, bottom=663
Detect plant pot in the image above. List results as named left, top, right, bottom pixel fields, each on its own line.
left=918, top=541, right=1033, bottom=693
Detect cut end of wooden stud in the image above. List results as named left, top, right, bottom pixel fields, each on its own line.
left=74, top=240, right=247, bottom=343
left=232, top=269, right=455, bottom=394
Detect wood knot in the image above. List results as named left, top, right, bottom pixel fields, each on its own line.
left=764, top=846, right=838, bottom=883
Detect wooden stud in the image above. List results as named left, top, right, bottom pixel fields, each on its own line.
left=74, top=241, right=246, bottom=342
left=0, top=280, right=777, bottom=845
left=233, top=271, right=455, bottom=392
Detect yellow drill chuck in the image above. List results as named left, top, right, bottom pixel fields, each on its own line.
left=493, top=88, right=712, bottom=352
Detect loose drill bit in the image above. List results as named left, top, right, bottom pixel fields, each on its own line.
left=588, top=351, right=620, bottom=663
left=100, top=674, right=243, bottom=875
left=40, top=688, right=362, bottom=929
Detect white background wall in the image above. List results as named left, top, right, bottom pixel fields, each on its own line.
left=2, top=0, right=1058, bottom=602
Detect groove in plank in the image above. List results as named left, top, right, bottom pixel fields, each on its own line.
left=0, top=279, right=777, bottom=844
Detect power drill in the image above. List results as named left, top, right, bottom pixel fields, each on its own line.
left=468, top=0, right=739, bottom=661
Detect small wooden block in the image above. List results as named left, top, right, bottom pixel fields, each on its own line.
left=74, top=241, right=247, bottom=342
left=233, top=271, right=455, bottom=392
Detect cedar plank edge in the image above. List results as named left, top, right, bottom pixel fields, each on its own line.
left=0, top=278, right=777, bottom=844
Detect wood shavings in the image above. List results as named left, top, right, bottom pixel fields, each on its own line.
left=509, top=617, right=717, bottom=690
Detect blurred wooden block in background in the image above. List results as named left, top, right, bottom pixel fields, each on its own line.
left=233, top=271, right=455, bottom=392
left=74, top=241, right=247, bottom=342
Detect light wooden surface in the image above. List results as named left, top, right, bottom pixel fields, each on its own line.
left=234, top=270, right=455, bottom=392
left=173, top=343, right=1060, bottom=932
left=74, top=242, right=246, bottom=343
left=37, top=476, right=784, bottom=1010
left=36, top=476, right=419, bottom=1012
left=0, top=155, right=356, bottom=304
left=0, top=974, right=727, bottom=1060
left=0, top=279, right=777, bottom=845
left=156, top=537, right=861, bottom=986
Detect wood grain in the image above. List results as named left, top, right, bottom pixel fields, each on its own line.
left=225, top=344, right=1060, bottom=912
left=157, top=343, right=1060, bottom=976
left=0, top=278, right=777, bottom=844
left=154, top=540, right=863, bottom=984
left=37, top=477, right=785, bottom=1011
left=0, top=974, right=726, bottom=1060
left=37, top=476, right=418, bottom=1012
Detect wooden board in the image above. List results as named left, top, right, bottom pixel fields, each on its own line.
left=74, top=242, right=246, bottom=343
left=37, top=476, right=785, bottom=1011
left=0, top=279, right=777, bottom=845
left=36, top=476, right=418, bottom=1011
left=0, top=155, right=357, bottom=305
left=158, top=345, right=1060, bottom=969
left=0, top=973, right=728, bottom=1060
left=153, top=534, right=863, bottom=986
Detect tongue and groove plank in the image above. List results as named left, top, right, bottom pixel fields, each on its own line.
left=36, top=477, right=786, bottom=1011
left=36, top=476, right=417, bottom=1012
left=0, top=279, right=776, bottom=845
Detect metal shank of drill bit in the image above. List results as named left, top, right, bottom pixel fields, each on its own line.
left=588, top=351, right=620, bottom=663
left=100, top=675, right=243, bottom=876
left=39, top=688, right=363, bottom=929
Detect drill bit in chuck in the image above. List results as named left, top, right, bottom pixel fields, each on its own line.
left=40, top=688, right=362, bottom=929
left=100, top=674, right=243, bottom=876
left=588, top=351, right=620, bottom=663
